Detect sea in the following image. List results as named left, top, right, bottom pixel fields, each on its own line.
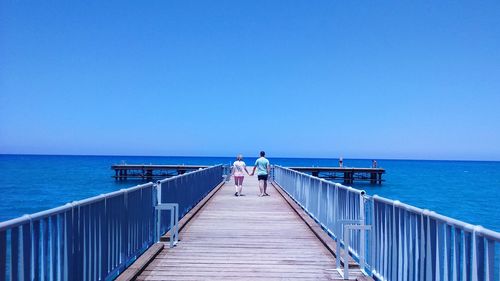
left=0, top=154, right=499, bottom=233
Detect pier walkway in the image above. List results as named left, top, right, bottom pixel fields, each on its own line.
left=136, top=174, right=365, bottom=280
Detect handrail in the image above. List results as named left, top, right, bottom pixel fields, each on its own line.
left=0, top=165, right=224, bottom=281
left=273, top=165, right=500, bottom=280
left=371, top=195, right=500, bottom=240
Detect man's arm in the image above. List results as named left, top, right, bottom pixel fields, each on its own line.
left=267, top=163, right=271, bottom=174
left=251, top=166, right=256, bottom=176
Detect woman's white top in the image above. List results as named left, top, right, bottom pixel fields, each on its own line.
left=233, top=160, right=246, bottom=177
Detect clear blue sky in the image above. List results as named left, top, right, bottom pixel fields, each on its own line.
left=1, top=1, right=499, bottom=160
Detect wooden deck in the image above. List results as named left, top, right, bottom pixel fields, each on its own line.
left=137, top=174, right=366, bottom=280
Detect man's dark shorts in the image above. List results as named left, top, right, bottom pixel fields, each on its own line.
left=257, top=175, right=268, bottom=181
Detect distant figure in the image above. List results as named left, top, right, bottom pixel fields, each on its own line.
left=251, top=151, right=271, bottom=197
left=231, top=154, right=250, bottom=197
left=339, top=157, right=344, bottom=167
left=372, top=160, right=378, bottom=168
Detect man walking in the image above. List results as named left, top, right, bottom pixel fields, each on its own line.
left=251, top=151, right=271, bottom=197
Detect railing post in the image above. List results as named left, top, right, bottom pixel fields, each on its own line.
left=154, top=180, right=179, bottom=248
left=371, top=197, right=376, bottom=275
left=342, top=224, right=372, bottom=280
left=155, top=182, right=161, bottom=242
left=359, top=191, right=366, bottom=273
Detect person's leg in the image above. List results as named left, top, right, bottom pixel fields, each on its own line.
left=234, top=177, right=239, bottom=196
left=238, top=177, right=244, bottom=195
left=263, top=179, right=269, bottom=196
left=258, top=178, right=264, bottom=196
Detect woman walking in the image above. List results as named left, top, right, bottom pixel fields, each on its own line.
left=231, top=154, right=250, bottom=196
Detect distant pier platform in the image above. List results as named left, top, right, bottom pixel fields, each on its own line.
left=111, top=164, right=209, bottom=180
left=112, top=164, right=385, bottom=184
left=289, top=166, right=385, bottom=184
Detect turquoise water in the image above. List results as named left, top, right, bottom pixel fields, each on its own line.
left=0, top=155, right=499, bottom=232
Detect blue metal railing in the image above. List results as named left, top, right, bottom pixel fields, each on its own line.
left=273, top=165, right=500, bottom=281
left=0, top=165, right=224, bottom=281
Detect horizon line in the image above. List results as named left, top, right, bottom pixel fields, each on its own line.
left=1, top=152, right=499, bottom=163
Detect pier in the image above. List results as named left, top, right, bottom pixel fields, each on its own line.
left=1, top=165, right=499, bottom=281
left=111, top=164, right=209, bottom=180
left=288, top=166, right=385, bottom=184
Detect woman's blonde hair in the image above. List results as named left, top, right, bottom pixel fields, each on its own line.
left=237, top=154, right=243, bottom=161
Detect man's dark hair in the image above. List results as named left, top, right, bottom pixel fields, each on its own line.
left=260, top=151, right=265, bottom=157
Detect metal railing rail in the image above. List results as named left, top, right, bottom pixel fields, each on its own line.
left=273, top=165, right=500, bottom=281
left=0, top=165, right=224, bottom=281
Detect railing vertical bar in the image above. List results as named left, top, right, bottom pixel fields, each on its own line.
left=451, top=227, right=457, bottom=281
left=93, top=203, right=98, bottom=281
left=452, top=228, right=461, bottom=281
left=77, top=205, right=84, bottom=281
left=359, top=195, right=366, bottom=272
left=383, top=204, right=389, bottom=278
left=32, top=220, right=40, bottom=280
left=57, top=214, right=63, bottom=280
left=0, top=230, right=6, bottom=281
left=485, top=239, right=494, bottom=281
left=43, top=218, right=50, bottom=280
left=11, top=227, right=19, bottom=280
left=409, top=213, right=415, bottom=281
left=89, top=205, right=93, bottom=281
left=435, top=220, right=440, bottom=281
left=84, top=206, right=89, bottom=281
left=121, top=192, right=127, bottom=267
left=397, top=207, right=402, bottom=281
left=461, top=232, right=467, bottom=281
left=109, top=204, right=114, bottom=271
left=370, top=198, right=376, bottom=273
left=443, top=224, right=450, bottom=281
left=402, top=210, right=408, bottom=281
left=100, top=200, right=106, bottom=281
left=67, top=208, right=75, bottom=281
left=50, top=215, right=57, bottom=281
left=471, top=230, right=478, bottom=281
left=21, top=222, right=31, bottom=280
left=474, top=229, right=485, bottom=281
